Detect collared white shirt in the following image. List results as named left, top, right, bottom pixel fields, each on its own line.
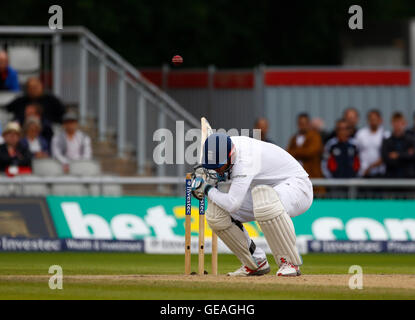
left=27, top=138, right=42, bottom=153
left=355, top=126, right=390, bottom=176
left=52, top=130, right=92, bottom=165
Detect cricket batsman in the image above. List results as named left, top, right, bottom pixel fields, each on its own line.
left=191, top=133, right=313, bottom=277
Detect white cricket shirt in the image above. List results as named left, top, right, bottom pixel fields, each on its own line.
left=207, top=136, right=308, bottom=214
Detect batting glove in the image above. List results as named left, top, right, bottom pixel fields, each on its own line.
left=191, top=165, right=215, bottom=200
left=191, top=176, right=213, bottom=200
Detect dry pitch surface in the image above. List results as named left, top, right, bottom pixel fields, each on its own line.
left=0, top=253, right=414, bottom=299
left=0, top=274, right=415, bottom=290
left=1, top=274, right=415, bottom=289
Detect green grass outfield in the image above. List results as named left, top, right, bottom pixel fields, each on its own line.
left=0, top=253, right=414, bottom=299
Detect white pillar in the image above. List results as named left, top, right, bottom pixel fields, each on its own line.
left=52, top=33, right=62, bottom=97
left=137, top=93, right=147, bottom=175
left=79, top=36, right=88, bottom=126
left=117, top=69, right=126, bottom=157
left=98, top=54, right=107, bottom=141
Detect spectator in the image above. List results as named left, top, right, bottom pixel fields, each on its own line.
left=406, top=111, right=415, bottom=138
left=355, top=110, right=390, bottom=178
left=343, top=107, right=360, bottom=138
left=287, top=113, right=323, bottom=178
left=327, top=107, right=360, bottom=141
left=254, top=117, right=274, bottom=143
left=311, top=117, right=331, bottom=143
left=0, top=50, right=20, bottom=92
left=52, top=112, right=92, bottom=172
left=381, top=112, right=415, bottom=178
left=0, top=122, right=31, bottom=173
left=5, top=77, right=65, bottom=124
left=21, top=117, right=50, bottom=158
left=18, top=103, right=54, bottom=145
left=322, top=119, right=360, bottom=178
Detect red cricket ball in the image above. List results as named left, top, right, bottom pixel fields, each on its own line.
left=172, top=55, right=183, bottom=66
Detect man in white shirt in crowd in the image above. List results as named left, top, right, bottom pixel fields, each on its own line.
left=355, top=109, right=390, bottom=177
left=52, top=112, right=92, bottom=172
left=191, top=133, right=313, bottom=277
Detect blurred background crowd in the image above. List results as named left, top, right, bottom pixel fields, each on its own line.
left=254, top=107, right=415, bottom=180
left=0, top=50, right=92, bottom=177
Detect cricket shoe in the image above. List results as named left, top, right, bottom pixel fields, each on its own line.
left=227, top=259, right=270, bottom=277
left=276, top=258, right=301, bottom=277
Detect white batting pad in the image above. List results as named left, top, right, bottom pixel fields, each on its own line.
left=216, top=224, right=259, bottom=271
left=251, top=185, right=286, bottom=221
left=252, top=185, right=302, bottom=266
left=206, top=198, right=232, bottom=231
left=206, top=199, right=258, bottom=270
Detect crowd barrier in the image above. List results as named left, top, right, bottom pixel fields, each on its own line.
left=0, top=176, right=414, bottom=198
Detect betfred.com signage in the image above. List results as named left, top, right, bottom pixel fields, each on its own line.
left=46, top=197, right=415, bottom=242
left=46, top=196, right=226, bottom=241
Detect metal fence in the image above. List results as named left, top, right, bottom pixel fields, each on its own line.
left=311, top=178, right=415, bottom=199
left=0, top=176, right=414, bottom=199
left=141, top=66, right=415, bottom=148
left=141, top=66, right=264, bottom=132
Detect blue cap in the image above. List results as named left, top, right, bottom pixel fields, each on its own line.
left=202, top=133, right=233, bottom=170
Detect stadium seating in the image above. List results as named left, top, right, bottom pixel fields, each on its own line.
left=69, top=160, right=122, bottom=196
left=32, top=158, right=63, bottom=176
left=69, top=160, right=101, bottom=176
left=30, top=158, right=88, bottom=196
left=0, top=92, right=19, bottom=107
left=23, top=158, right=59, bottom=196
left=7, top=45, right=41, bottom=84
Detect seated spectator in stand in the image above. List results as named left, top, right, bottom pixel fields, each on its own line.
left=21, top=117, right=50, bottom=159
left=287, top=113, right=323, bottom=178
left=355, top=110, right=390, bottom=178
left=18, top=103, right=54, bottom=145
left=52, top=112, right=92, bottom=172
left=0, top=122, right=32, bottom=173
left=6, top=77, right=65, bottom=124
left=381, top=112, right=415, bottom=178
left=322, top=119, right=360, bottom=178
left=0, top=51, right=20, bottom=92
left=311, top=117, right=331, bottom=143
left=253, top=117, right=274, bottom=143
